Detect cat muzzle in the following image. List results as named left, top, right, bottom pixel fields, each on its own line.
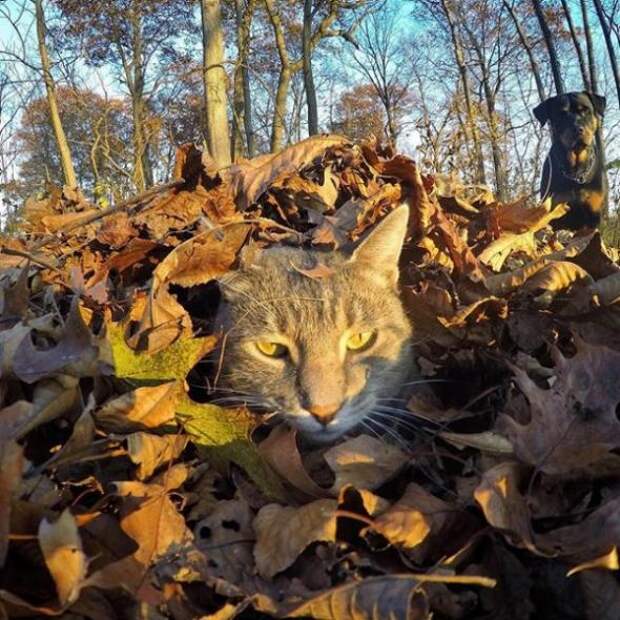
left=306, top=403, right=340, bottom=426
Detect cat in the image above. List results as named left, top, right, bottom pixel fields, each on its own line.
left=212, top=205, right=413, bottom=443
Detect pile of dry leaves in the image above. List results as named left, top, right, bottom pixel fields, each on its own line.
left=1, top=135, right=619, bottom=619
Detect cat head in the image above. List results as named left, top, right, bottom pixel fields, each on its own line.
left=213, top=206, right=413, bottom=443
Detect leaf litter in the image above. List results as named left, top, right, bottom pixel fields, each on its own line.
left=0, top=136, right=619, bottom=618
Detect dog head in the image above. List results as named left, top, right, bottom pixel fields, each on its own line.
left=533, top=92, right=605, bottom=157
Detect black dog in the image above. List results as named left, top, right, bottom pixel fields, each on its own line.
left=533, top=91, right=607, bottom=230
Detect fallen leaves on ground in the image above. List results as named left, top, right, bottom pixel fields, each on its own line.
left=0, top=136, right=619, bottom=618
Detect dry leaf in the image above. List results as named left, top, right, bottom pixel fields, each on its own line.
left=92, top=480, right=193, bottom=595
left=194, top=499, right=255, bottom=584
left=38, top=509, right=88, bottom=606
left=228, top=134, right=349, bottom=209
left=253, top=499, right=337, bottom=578
left=498, top=340, right=620, bottom=474
left=258, top=426, right=327, bottom=497
left=440, top=431, right=514, bottom=454
left=280, top=573, right=495, bottom=619
left=0, top=441, right=23, bottom=567
left=567, top=546, right=619, bottom=576
left=95, top=382, right=179, bottom=433
left=364, top=483, right=451, bottom=550
left=537, top=496, right=620, bottom=562
left=474, top=462, right=536, bottom=551
left=121, top=432, right=188, bottom=480
left=521, top=261, right=592, bottom=295
left=12, top=301, right=99, bottom=383
left=323, top=434, right=409, bottom=493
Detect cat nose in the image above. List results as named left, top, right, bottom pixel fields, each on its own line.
left=307, top=403, right=340, bottom=426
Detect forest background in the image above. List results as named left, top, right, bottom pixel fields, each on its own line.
left=1, top=0, right=620, bottom=240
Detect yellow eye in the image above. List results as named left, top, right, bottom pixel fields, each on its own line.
left=256, top=341, right=288, bottom=358
left=346, top=331, right=376, bottom=352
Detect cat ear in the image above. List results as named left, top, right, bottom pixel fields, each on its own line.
left=350, top=205, right=409, bottom=285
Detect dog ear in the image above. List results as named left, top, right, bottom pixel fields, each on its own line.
left=533, top=99, right=551, bottom=126
left=587, top=93, right=607, bottom=117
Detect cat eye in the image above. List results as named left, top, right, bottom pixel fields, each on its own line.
left=346, top=331, right=376, bottom=352
left=256, top=341, right=288, bottom=358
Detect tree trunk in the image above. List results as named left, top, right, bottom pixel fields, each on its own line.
left=560, top=0, right=590, bottom=90
left=502, top=0, right=546, bottom=102
left=241, top=3, right=255, bottom=157
left=131, top=90, right=148, bottom=191
left=481, top=80, right=507, bottom=201
left=231, top=65, right=245, bottom=160
left=231, top=0, right=246, bottom=159
left=460, top=19, right=507, bottom=201
left=531, top=0, right=565, bottom=94
left=125, top=4, right=153, bottom=192
left=441, top=0, right=485, bottom=184
left=271, top=66, right=291, bottom=152
left=201, top=0, right=232, bottom=166
left=593, top=0, right=620, bottom=107
left=384, top=97, right=398, bottom=148
left=303, top=0, right=319, bottom=135
left=35, top=0, right=77, bottom=188
left=233, top=0, right=255, bottom=158
left=265, top=0, right=291, bottom=152
left=581, top=0, right=598, bottom=93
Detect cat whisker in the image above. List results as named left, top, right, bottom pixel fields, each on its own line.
left=207, top=394, right=276, bottom=410
left=369, top=411, right=423, bottom=434
left=374, top=404, right=425, bottom=417
left=399, top=379, right=457, bottom=387
left=376, top=408, right=455, bottom=435
left=360, top=419, right=383, bottom=442
left=364, top=417, right=411, bottom=452
left=371, top=410, right=440, bottom=438
left=186, top=384, right=258, bottom=398
left=375, top=396, right=411, bottom=404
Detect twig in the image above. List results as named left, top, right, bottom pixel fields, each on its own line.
left=28, top=178, right=186, bottom=252
left=0, top=247, right=62, bottom=273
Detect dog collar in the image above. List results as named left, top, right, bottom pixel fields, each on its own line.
left=561, top=147, right=597, bottom=185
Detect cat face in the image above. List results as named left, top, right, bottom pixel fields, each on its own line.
left=213, top=207, right=413, bottom=443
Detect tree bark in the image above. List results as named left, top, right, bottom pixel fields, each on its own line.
left=581, top=0, right=598, bottom=93
left=123, top=4, right=153, bottom=192
left=264, top=0, right=291, bottom=152
left=560, top=0, right=590, bottom=90
left=441, top=0, right=485, bottom=184
left=231, top=59, right=245, bottom=160
left=264, top=0, right=340, bottom=152
left=232, top=0, right=255, bottom=158
left=303, top=0, right=319, bottom=135
left=531, top=0, right=565, bottom=94
left=35, top=0, right=77, bottom=187
left=502, top=0, right=546, bottom=102
left=201, top=0, right=232, bottom=166
left=241, top=2, right=255, bottom=157
left=593, top=0, right=620, bottom=107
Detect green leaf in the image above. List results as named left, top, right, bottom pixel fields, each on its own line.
left=177, top=395, right=285, bottom=501
left=104, top=322, right=216, bottom=385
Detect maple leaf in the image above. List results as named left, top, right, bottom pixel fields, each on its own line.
left=103, top=320, right=216, bottom=384
left=177, top=396, right=285, bottom=500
